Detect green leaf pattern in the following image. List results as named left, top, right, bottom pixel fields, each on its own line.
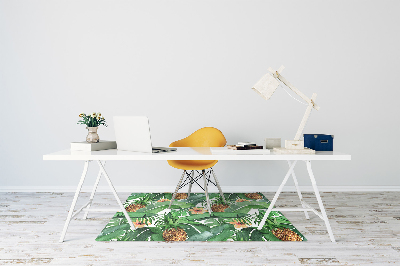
left=96, top=192, right=306, bottom=242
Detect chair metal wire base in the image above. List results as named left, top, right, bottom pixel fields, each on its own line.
left=169, top=167, right=226, bottom=213
left=178, top=169, right=216, bottom=191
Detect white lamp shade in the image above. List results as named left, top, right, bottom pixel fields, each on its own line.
left=252, top=73, right=280, bottom=101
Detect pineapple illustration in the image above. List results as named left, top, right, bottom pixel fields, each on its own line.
left=244, top=193, right=263, bottom=200
left=272, top=228, right=302, bottom=241
left=125, top=194, right=153, bottom=212
left=211, top=195, right=229, bottom=212
left=255, top=211, right=303, bottom=241
left=155, top=212, right=187, bottom=241
left=174, top=193, right=188, bottom=200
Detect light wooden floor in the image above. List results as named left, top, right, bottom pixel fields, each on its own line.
left=0, top=191, right=399, bottom=265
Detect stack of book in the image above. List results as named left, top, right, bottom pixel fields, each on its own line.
left=227, top=142, right=263, bottom=150
left=70, top=140, right=117, bottom=151
left=211, top=142, right=270, bottom=155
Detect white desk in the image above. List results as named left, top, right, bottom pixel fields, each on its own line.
left=43, top=148, right=351, bottom=242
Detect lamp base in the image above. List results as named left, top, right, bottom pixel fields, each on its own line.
left=273, top=147, right=315, bottom=154
left=285, top=140, right=304, bottom=149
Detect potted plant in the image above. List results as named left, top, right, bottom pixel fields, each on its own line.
left=77, top=112, right=107, bottom=143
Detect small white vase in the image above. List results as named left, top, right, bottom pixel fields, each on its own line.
left=86, top=127, right=99, bottom=143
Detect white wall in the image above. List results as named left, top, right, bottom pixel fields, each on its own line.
left=1, top=0, right=399, bottom=190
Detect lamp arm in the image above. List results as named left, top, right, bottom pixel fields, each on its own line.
left=273, top=72, right=320, bottom=111
left=294, top=93, right=317, bottom=140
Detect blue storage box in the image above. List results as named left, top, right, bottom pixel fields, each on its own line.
left=304, top=134, right=334, bottom=151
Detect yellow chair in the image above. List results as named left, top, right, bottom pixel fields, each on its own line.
left=168, top=127, right=227, bottom=213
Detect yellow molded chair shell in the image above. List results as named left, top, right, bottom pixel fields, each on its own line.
left=168, top=127, right=226, bottom=170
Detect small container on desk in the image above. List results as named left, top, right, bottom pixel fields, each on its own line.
left=265, top=138, right=281, bottom=149
left=304, top=134, right=333, bottom=151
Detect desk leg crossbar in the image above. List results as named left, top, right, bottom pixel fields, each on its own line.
left=59, top=160, right=136, bottom=242
left=256, top=160, right=336, bottom=242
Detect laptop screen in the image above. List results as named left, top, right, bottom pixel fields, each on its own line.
left=113, top=116, right=153, bottom=153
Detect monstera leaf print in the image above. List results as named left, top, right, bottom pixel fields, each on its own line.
left=96, top=192, right=306, bottom=241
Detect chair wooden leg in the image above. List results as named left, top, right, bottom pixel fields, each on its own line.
left=211, top=168, right=226, bottom=204
left=188, top=170, right=194, bottom=197
left=169, top=170, right=186, bottom=209
left=203, top=170, right=212, bottom=214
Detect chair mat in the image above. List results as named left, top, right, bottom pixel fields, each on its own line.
left=96, top=192, right=307, bottom=242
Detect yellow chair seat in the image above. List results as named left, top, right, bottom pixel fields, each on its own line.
left=167, top=127, right=226, bottom=170
left=168, top=160, right=218, bottom=171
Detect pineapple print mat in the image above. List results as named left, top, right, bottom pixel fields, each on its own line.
left=96, top=192, right=306, bottom=242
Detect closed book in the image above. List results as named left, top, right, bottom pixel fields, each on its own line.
left=237, top=142, right=256, bottom=146
left=227, top=145, right=263, bottom=150
left=70, top=140, right=117, bottom=151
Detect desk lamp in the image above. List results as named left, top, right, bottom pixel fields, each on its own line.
left=252, top=66, right=319, bottom=154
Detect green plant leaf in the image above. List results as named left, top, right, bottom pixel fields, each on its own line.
left=114, top=212, right=146, bottom=219
left=97, top=223, right=130, bottom=237
left=119, top=231, right=136, bottom=241
left=209, top=224, right=230, bottom=235
left=261, top=231, right=281, bottom=241
left=96, top=226, right=130, bottom=241
left=134, top=228, right=153, bottom=241
left=249, top=228, right=264, bottom=241
left=233, top=201, right=270, bottom=208
left=151, top=193, right=169, bottom=201
left=207, top=224, right=235, bottom=241
left=184, top=213, right=210, bottom=221
left=149, top=227, right=163, bottom=234
left=211, top=212, right=240, bottom=218
left=202, top=218, right=221, bottom=227
left=234, top=227, right=253, bottom=241
left=151, top=233, right=164, bottom=241
left=186, top=231, right=214, bottom=241
left=225, top=193, right=239, bottom=201
left=180, top=224, right=210, bottom=237
left=224, top=205, right=263, bottom=214
left=135, top=204, right=168, bottom=214
left=185, top=194, right=207, bottom=205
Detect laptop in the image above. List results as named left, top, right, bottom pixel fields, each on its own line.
left=113, top=116, right=176, bottom=153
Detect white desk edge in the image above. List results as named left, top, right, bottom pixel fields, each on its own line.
left=43, top=147, right=351, bottom=161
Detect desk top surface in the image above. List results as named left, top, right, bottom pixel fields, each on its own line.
left=43, top=147, right=351, bottom=161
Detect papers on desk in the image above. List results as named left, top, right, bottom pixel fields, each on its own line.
left=211, top=147, right=270, bottom=155
left=71, top=140, right=117, bottom=151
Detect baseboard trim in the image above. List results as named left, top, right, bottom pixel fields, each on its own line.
left=1, top=186, right=400, bottom=193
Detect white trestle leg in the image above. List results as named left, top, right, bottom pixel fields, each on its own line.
left=169, top=170, right=186, bottom=209
left=257, top=160, right=297, bottom=230
left=59, top=160, right=89, bottom=242
left=96, top=161, right=136, bottom=232
left=83, top=161, right=106, bottom=219
left=306, top=160, right=336, bottom=242
left=203, top=170, right=212, bottom=214
left=288, top=160, right=310, bottom=220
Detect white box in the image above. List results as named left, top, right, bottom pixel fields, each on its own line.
left=71, top=140, right=117, bottom=151
left=285, top=140, right=304, bottom=150
left=265, top=138, right=281, bottom=149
